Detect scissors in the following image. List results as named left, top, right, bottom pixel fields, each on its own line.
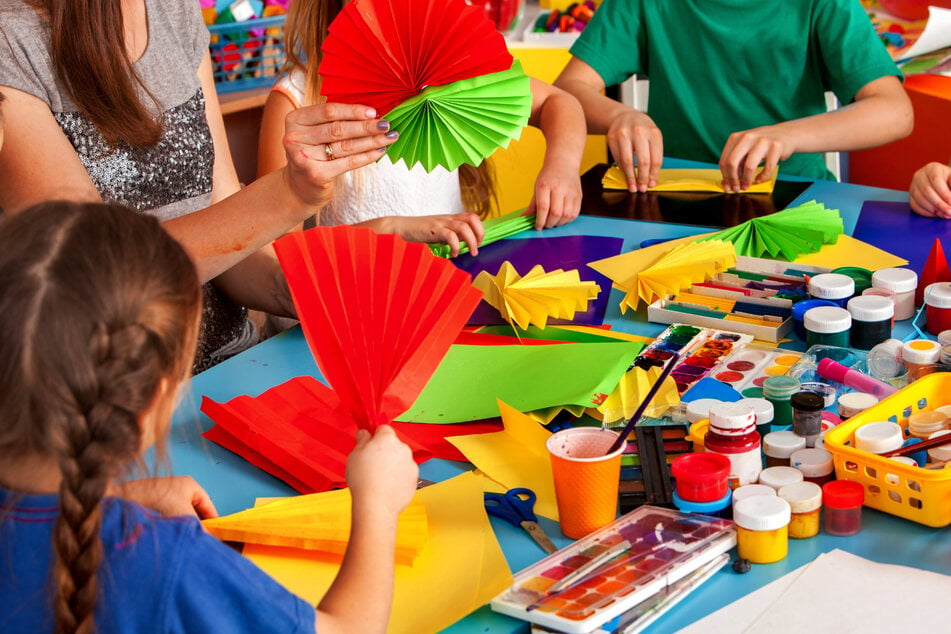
left=484, top=488, right=557, bottom=554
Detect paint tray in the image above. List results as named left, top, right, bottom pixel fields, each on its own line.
left=489, top=506, right=735, bottom=633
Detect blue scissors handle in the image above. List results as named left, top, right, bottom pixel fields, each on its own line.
left=484, top=487, right=538, bottom=526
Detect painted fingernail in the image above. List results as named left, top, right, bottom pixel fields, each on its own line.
left=385, top=130, right=399, bottom=139
left=366, top=108, right=377, bottom=118
left=377, top=119, right=390, bottom=131
left=377, top=147, right=386, bottom=153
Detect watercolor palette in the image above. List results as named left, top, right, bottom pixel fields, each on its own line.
left=708, top=344, right=803, bottom=395
left=635, top=324, right=753, bottom=394
left=633, top=323, right=707, bottom=370
left=490, top=506, right=735, bottom=633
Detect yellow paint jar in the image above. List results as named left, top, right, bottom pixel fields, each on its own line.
left=777, top=481, right=822, bottom=539
left=733, top=496, right=791, bottom=564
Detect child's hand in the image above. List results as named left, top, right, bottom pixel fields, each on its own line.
left=910, top=162, right=951, bottom=218
left=347, top=426, right=418, bottom=518
left=528, top=163, right=582, bottom=229
left=376, top=213, right=485, bottom=256
left=113, top=476, right=218, bottom=519
left=606, top=110, right=663, bottom=193
left=719, top=125, right=793, bottom=192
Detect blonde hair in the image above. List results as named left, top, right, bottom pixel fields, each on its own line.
left=281, top=0, right=497, bottom=217
left=0, top=201, right=201, bottom=634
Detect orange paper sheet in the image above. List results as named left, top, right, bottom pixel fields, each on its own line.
left=244, top=472, right=513, bottom=634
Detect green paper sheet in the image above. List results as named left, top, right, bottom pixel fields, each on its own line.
left=477, top=324, right=648, bottom=349
left=386, top=61, right=532, bottom=173
left=396, top=340, right=641, bottom=423
left=429, top=208, right=535, bottom=258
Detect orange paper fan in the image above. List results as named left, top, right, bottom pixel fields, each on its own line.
left=273, top=225, right=484, bottom=430
left=319, top=0, right=514, bottom=115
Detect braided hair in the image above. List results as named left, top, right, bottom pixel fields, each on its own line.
left=0, top=201, right=201, bottom=634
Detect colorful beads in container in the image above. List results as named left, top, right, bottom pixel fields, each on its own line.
left=533, top=1, right=597, bottom=33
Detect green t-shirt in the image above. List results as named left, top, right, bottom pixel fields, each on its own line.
left=570, top=0, right=901, bottom=180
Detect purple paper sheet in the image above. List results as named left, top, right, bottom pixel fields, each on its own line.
left=853, top=200, right=951, bottom=274
left=453, top=235, right=624, bottom=326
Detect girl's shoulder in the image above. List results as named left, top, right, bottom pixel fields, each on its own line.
left=273, top=67, right=308, bottom=108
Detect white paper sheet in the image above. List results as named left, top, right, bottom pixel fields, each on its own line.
left=899, top=7, right=951, bottom=60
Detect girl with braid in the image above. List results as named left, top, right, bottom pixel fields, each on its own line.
left=0, top=200, right=419, bottom=633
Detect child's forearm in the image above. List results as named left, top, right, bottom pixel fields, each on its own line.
left=534, top=91, right=587, bottom=171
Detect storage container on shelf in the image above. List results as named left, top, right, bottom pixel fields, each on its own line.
left=208, top=15, right=286, bottom=93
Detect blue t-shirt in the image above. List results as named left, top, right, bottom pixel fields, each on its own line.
left=0, top=489, right=316, bottom=633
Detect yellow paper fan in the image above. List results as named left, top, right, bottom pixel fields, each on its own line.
left=602, top=166, right=777, bottom=194
left=473, top=262, right=601, bottom=330
left=597, top=364, right=681, bottom=422
left=203, top=489, right=428, bottom=566
left=621, top=240, right=736, bottom=313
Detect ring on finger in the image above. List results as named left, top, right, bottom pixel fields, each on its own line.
left=324, top=143, right=336, bottom=160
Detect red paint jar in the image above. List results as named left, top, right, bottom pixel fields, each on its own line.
left=704, top=402, right=762, bottom=488
left=671, top=452, right=731, bottom=503
left=822, top=480, right=865, bottom=536
left=924, top=282, right=951, bottom=336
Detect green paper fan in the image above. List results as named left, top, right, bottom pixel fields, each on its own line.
left=429, top=208, right=536, bottom=258
left=385, top=61, right=532, bottom=173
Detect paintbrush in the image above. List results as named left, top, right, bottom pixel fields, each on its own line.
left=881, top=432, right=951, bottom=458
left=605, top=353, right=680, bottom=455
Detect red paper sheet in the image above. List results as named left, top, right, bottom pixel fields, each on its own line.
left=319, top=0, right=513, bottom=115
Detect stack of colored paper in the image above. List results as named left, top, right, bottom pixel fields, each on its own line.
left=602, top=166, right=777, bottom=194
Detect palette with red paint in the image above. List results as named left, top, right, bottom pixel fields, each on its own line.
left=709, top=344, right=802, bottom=395
left=668, top=330, right=753, bottom=394
left=489, top=506, right=735, bottom=633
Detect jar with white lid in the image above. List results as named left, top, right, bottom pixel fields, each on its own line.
left=927, top=430, right=951, bottom=466
left=737, top=397, right=774, bottom=438
left=705, top=401, right=761, bottom=488
left=758, top=466, right=804, bottom=491
left=847, top=295, right=893, bottom=350
left=871, top=267, right=917, bottom=319
left=789, top=447, right=834, bottom=485
left=837, top=392, right=879, bottom=419
left=803, top=306, right=851, bottom=348
left=777, top=481, right=822, bottom=539
left=733, top=496, right=791, bottom=564
left=731, top=483, right=777, bottom=508
left=807, top=273, right=855, bottom=307
left=902, top=339, right=941, bottom=380
left=854, top=421, right=904, bottom=455
left=685, top=398, right=721, bottom=424
left=762, top=430, right=807, bottom=468
left=924, top=282, right=951, bottom=336
left=907, top=410, right=948, bottom=441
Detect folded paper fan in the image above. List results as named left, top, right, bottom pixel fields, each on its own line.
left=473, top=262, right=601, bottom=330
left=597, top=365, right=681, bottom=423
left=602, top=166, right=777, bottom=194
left=384, top=61, right=532, bottom=172
left=274, top=226, right=484, bottom=430
left=697, top=201, right=843, bottom=261
left=429, top=208, right=535, bottom=258
left=621, top=240, right=736, bottom=313
left=202, top=489, right=428, bottom=566
left=319, top=0, right=513, bottom=116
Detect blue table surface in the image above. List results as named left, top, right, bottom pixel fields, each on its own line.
left=169, top=170, right=951, bottom=634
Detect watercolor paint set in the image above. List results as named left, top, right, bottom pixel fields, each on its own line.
left=707, top=344, right=803, bottom=396
left=489, top=506, right=736, bottom=634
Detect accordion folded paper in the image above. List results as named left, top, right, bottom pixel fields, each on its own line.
left=319, top=0, right=514, bottom=116
left=598, top=364, right=681, bottom=423
left=618, top=240, right=736, bottom=313
left=429, top=208, right=536, bottom=259
left=274, top=226, right=483, bottom=430
left=601, top=166, right=777, bottom=194
left=202, top=490, right=428, bottom=566
left=473, top=262, right=601, bottom=330
left=696, top=201, right=843, bottom=261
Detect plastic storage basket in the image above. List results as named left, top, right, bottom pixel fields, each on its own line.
left=823, top=373, right=951, bottom=527
left=208, top=15, right=286, bottom=93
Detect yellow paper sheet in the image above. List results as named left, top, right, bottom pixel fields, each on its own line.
left=446, top=399, right=558, bottom=520
left=793, top=234, right=907, bottom=269
left=602, top=166, right=777, bottom=194
left=202, top=489, right=428, bottom=566
left=598, top=365, right=681, bottom=422
left=244, top=472, right=513, bottom=634
left=473, top=262, right=601, bottom=329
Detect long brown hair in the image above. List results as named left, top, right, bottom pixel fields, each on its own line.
left=26, top=0, right=162, bottom=147
left=0, top=201, right=201, bottom=633
left=282, top=0, right=497, bottom=217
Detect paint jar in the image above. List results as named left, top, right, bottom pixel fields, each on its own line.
left=846, top=295, right=893, bottom=350
left=822, top=480, right=864, bottom=536
left=807, top=273, right=855, bottom=307
left=704, top=401, right=762, bottom=488
left=798, top=381, right=837, bottom=409
left=789, top=447, right=834, bottom=486
left=733, top=496, right=791, bottom=564
left=685, top=398, right=721, bottom=424
left=853, top=421, right=904, bottom=455
left=906, top=410, right=949, bottom=441
left=902, top=339, right=941, bottom=380
left=791, top=299, right=838, bottom=340
left=738, top=397, right=775, bottom=439
left=671, top=452, right=731, bottom=503
left=866, top=338, right=907, bottom=382
left=777, top=481, right=822, bottom=539
left=871, top=267, right=917, bottom=320
left=758, top=466, right=804, bottom=491
left=939, top=330, right=951, bottom=347
left=862, top=286, right=898, bottom=326
left=762, top=375, right=801, bottom=428
left=790, top=391, right=825, bottom=446
left=837, top=392, right=879, bottom=420
left=686, top=419, right=710, bottom=453
left=732, top=483, right=777, bottom=509
left=927, top=430, right=951, bottom=466
left=762, top=430, right=807, bottom=468
left=942, top=344, right=951, bottom=367
left=832, top=266, right=873, bottom=295
left=803, top=306, right=851, bottom=348
left=924, top=282, right=951, bottom=336
left=672, top=489, right=732, bottom=518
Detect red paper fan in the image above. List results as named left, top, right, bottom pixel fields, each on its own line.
left=273, top=225, right=484, bottom=430
left=319, top=0, right=514, bottom=115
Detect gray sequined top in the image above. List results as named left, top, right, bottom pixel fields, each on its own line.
left=0, top=0, right=253, bottom=372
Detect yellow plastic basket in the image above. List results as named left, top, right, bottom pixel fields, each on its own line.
left=823, top=373, right=951, bottom=527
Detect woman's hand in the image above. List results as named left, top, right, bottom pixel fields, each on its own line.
left=113, top=476, right=218, bottom=519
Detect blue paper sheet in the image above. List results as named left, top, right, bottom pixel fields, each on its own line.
left=853, top=200, right=951, bottom=274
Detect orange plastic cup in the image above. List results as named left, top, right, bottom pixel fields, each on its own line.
left=546, top=427, right=625, bottom=539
